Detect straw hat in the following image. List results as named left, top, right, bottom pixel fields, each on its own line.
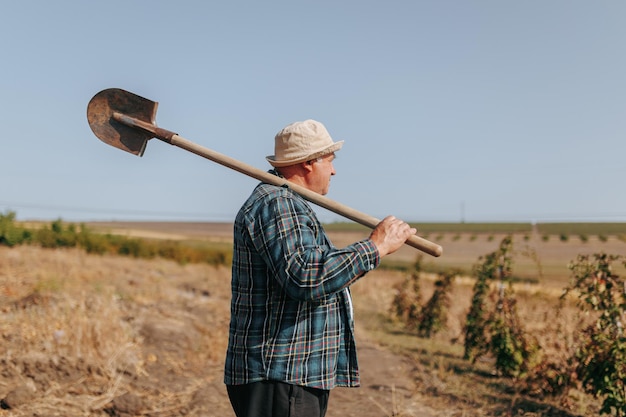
left=266, top=119, right=344, bottom=167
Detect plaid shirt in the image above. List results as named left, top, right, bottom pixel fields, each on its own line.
left=224, top=175, right=380, bottom=390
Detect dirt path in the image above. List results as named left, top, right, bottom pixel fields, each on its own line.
left=122, top=307, right=436, bottom=417
left=328, top=336, right=437, bottom=417
left=94, top=303, right=435, bottom=417
left=179, top=335, right=437, bottom=417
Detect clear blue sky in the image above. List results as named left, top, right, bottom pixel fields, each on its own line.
left=2, top=1, right=625, bottom=224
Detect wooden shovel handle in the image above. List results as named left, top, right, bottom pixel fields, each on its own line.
left=106, top=99, right=442, bottom=256
left=168, top=133, right=443, bottom=257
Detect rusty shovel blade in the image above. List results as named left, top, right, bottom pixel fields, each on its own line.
left=87, top=88, right=159, bottom=156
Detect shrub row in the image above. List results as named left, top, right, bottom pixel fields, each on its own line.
left=391, top=236, right=626, bottom=415
left=0, top=211, right=232, bottom=266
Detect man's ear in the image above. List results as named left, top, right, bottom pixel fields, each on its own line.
left=301, top=161, right=314, bottom=172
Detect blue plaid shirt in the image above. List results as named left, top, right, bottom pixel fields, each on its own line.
left=224, top=174, right=380, bottom=390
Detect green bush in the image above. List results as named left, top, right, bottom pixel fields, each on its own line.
left=417, top=271, right=455, bottom=338
left=35, top=220, right=80, bottom=248
left=0, top=211, right=31, bottom=246
left=78, top=227, right=113, bottom=255
left=562, top=253, right=626, bottom=415
left=390, top=256, right=423, bottom=328
left=464, top=236, right=538, bottom=376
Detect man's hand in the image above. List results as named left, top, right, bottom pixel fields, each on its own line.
left=369, top=215, right=417, bottom=257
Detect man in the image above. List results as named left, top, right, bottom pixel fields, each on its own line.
left=224, top=119, right=416, bottom=417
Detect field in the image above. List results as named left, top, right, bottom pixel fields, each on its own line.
left=83, top=221, right=626, bottom=288
left=1, top=221, right=625, bottom=416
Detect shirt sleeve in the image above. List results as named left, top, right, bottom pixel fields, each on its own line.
left=253, top=192, right=380, bottom=302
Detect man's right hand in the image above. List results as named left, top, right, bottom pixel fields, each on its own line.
left=369, top=215, right=417, bottom=257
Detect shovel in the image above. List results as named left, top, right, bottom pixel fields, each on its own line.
left=86, top=88, right=443, bottom=257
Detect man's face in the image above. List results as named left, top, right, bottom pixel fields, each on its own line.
left=307, top=153, right=336, bottom=195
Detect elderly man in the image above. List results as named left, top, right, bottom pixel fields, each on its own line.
left=224, top=119, right=415, bottom=417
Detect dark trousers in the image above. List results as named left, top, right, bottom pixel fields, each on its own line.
left=227, top=381, right=330, bottom=417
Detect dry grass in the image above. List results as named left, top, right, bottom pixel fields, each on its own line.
left=0, top=246, right=231, bottom=416
left=2, top=222, right=622, bottom=416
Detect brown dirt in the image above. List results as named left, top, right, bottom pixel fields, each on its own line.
left=329, top=337, right=437, bottom=417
